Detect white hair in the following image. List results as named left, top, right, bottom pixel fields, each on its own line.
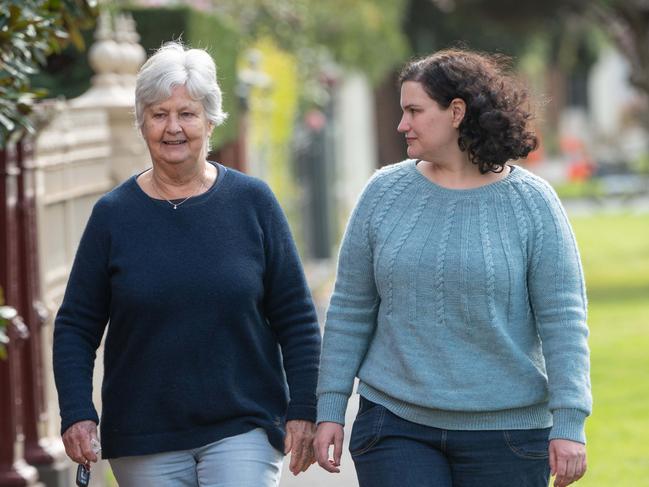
left=135, top=42, right=228, bottom=129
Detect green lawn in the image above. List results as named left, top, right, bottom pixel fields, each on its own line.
left=570, top=212, right=649, bottom=486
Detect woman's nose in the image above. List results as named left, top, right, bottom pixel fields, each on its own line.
left=166, top=115, right=181, bottom=133
left=397, top=116, right=409, bottom=133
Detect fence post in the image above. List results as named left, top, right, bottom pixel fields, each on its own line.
left=0, top=140, right=40, bottom=487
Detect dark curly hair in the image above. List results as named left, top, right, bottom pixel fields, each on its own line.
left=398, top=49, right=538, bottom=174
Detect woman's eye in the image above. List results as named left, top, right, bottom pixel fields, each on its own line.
left=152, top=113, right=165, bottom=119
left=182, top=112, right=195, bottom=118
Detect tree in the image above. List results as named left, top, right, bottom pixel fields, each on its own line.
left=203, top=0, right=410, bottom=84
left=575, top=0, right=649, bottom=97
left=0, top=0, right=97, bottom=147
left=428, top=0, right=649, bottom=105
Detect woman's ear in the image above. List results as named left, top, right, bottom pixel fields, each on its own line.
left=450, top=98, right=466, bottom=128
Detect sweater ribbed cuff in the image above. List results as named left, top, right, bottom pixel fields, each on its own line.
left=316, top=392, right=349, bottom=425
left=550, top=408, right=587, bottom=444
left=286, top=403, right=317, bottom=423
left=60, top=408, right=99, bottom=436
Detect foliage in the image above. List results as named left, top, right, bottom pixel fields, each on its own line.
left=570, top=0, right=649, bottom=97
left=427, top=0, right=649, bottom=122
left=407, top=0, right=569, bottom=57
left=569, top=212, right=649, bottom=484
left=0, top=288, right=17, bottom=360
left=246, top=38, right=299, bottom=198
left=0, top=0, right=97, bottom=147
left=208, top=0, right=409, bottom=85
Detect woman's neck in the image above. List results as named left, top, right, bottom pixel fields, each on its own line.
left=418, top=157, right=510, bottom=190
left=149, top=160, right=216, bottom=199
left=153, top=160, right=206, bottom=186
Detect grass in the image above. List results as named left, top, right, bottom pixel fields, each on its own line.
left=554, top=180, right=604, bottom=200
left=569, top=212, right=649, bottom=486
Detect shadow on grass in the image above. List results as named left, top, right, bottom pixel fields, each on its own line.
left=587, top=284, right=649, bottom=302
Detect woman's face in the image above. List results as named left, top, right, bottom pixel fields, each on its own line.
left=397, top=81, right=460, bottom=162
left=141, top=84, right=213, bottom=167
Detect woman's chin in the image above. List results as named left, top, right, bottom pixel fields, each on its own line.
left=406, top=147, right=419, bottom=159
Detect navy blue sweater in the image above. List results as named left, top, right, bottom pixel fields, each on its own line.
left=53, top=163, right=321, bottom=458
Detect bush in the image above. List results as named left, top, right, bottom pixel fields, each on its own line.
left=0, top=0, right=96, bottom=146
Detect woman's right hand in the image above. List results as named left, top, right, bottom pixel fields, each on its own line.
left=62, top=420, right=100, bottom=466
left=314, top=421, right=345, bottom=473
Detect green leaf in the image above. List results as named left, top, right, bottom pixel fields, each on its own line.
left=0, top=112, right=16, bottom=132
left=0, top=306, right=18, bottom=320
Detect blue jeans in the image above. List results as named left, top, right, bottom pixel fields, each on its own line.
left=350, top=397, right=551, bottom=487
left=109, top=428, right=283, bottom=487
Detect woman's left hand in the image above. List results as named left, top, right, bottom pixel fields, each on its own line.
left=284, top=419, right=316, bottom=475
left=549, top=439, right=587, bottom=487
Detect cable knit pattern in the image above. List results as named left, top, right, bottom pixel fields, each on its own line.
left=370, top=172, right=413, bottom=254
left=507, top=187, right=529, bottom=258
left=317, top=159, right=591, bottom=444
left=434, top=200, right=457, bottom=328
left=386, top=192, right=431, bottom=317
left=518, top=181, right=545, bottom=275
left=478, top=200, right=497, bottom=325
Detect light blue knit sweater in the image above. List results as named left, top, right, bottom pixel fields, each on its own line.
left=317, top=160, right=591, bottom=443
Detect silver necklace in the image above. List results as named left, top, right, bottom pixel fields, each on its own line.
left=152, top=173, right=205, bottom=210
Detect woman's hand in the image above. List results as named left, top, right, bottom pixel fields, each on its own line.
left=284, top=419, right=316, bottom=475
left=62, top=420, right=100, bottom=466
left=549, top=439, right=587, bottom=487
left=314, top=421, right=344, bottom=473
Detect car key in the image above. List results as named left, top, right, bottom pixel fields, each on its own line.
left=76, top=463, right=90, bottom=487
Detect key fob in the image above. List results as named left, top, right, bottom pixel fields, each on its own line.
left=76, top=463, right=91, bottom=487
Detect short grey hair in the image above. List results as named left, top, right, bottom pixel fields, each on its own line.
left=135, top=42, right=228, bottom=129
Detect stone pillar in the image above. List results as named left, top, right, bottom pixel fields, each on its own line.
left=72, top=10, right=149, bottom=183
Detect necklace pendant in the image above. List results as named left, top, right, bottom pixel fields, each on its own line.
left=173, top=204, right=178, bottom=210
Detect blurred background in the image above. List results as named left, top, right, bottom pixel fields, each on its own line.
left=1, top=0, right=647, bottom=485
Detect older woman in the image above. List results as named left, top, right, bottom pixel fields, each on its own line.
left=315, top=49, right=591, bottom=487
left=53, top=42, right=321, bottom=486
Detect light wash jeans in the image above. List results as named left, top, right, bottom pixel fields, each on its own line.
left=109, top=428, right=283, bottom=487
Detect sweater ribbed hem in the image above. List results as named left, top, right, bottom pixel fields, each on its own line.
left=316, top=392, right=350, bottom=425
left=358, top=383, right=553, bottom=431
left=550, top=408, right=587, bottom=444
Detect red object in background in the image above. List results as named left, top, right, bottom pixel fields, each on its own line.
left=304, top=109, right=326, bottom=133
left=560, top=135, right=585, bottom=154
left=568, top=160, right=594, bottom=182
left=560, top=135, right=595, bottom=182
